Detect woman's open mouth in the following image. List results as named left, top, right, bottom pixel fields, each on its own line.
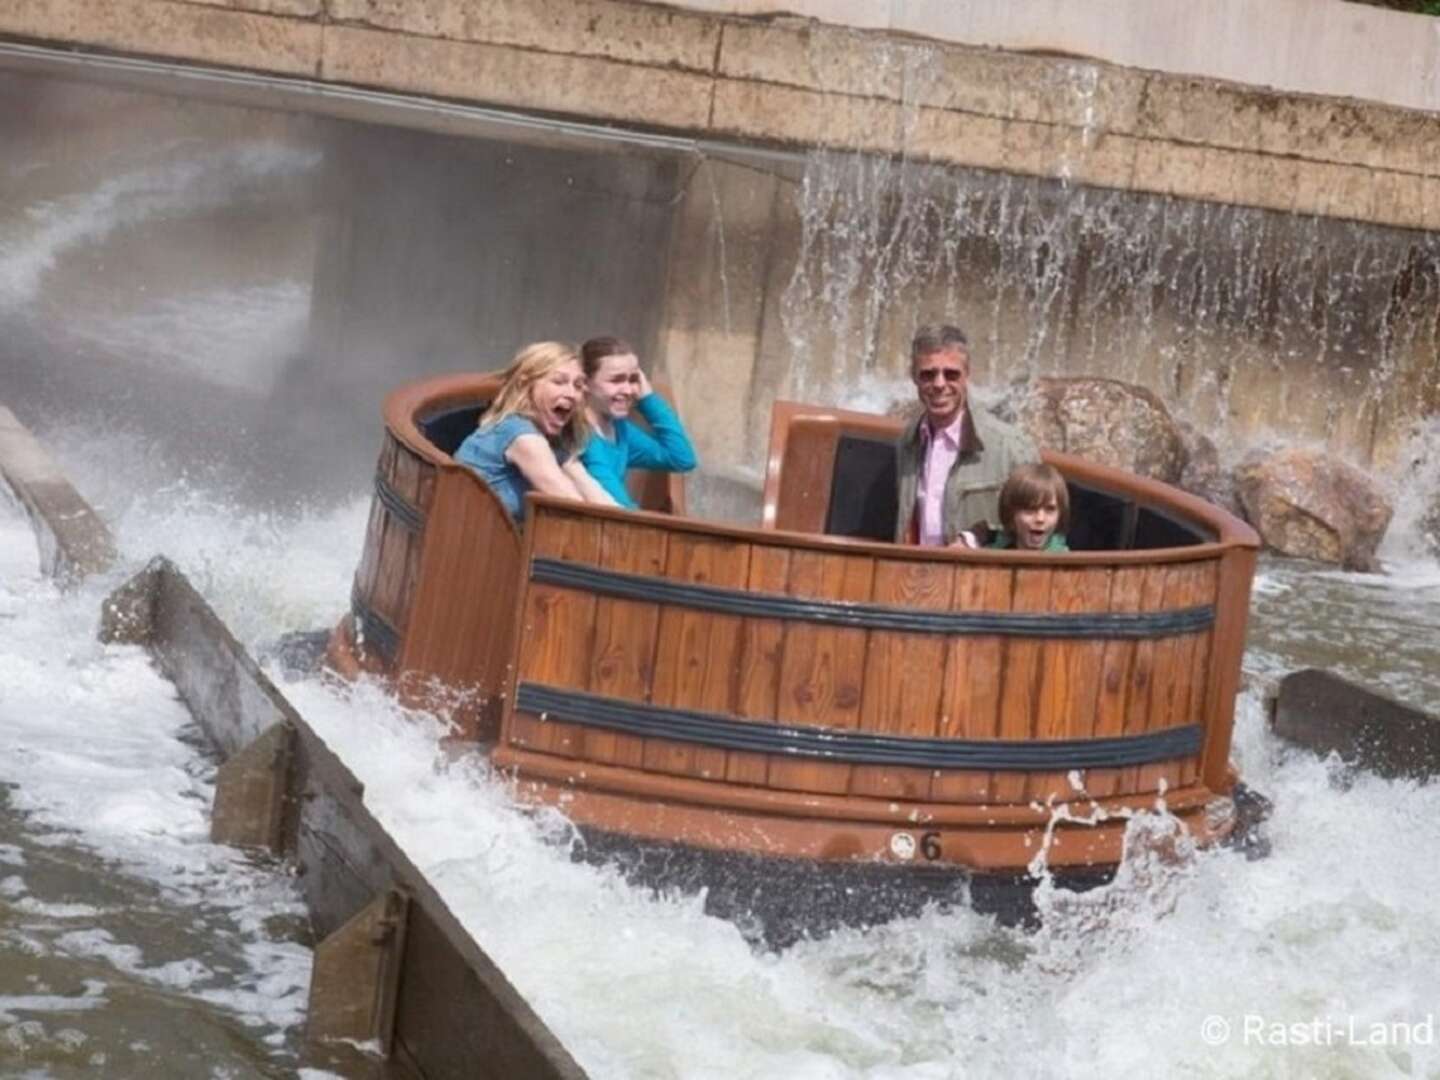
left=542, top=400, right=573, bottom=432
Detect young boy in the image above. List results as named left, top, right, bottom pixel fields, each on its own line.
left=989, top=463, right=1071, bottom=551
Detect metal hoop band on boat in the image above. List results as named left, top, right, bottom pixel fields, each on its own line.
left=373, top=472, right=426, bottom=532
left=515, top=683, right=1203, bottom=769
left=350, top=586, right=401, bottom=663
left=530, top=558, right=1214, bottom=639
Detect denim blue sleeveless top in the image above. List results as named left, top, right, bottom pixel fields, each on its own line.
left=454, top=414, right=568, bottom=522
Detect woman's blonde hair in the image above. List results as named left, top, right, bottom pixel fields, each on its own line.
left=481, top=341, right=590, bottom=455
left=998, top=463, right=1070, bottom=534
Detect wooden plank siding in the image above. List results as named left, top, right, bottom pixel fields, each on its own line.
left=645, top=532, right=752, bottom=780
left=850, top=559, right=954, bottom=800
left=398, top=468, right=522, bottom=740
left=505, top=501, right=1226, bottom=813
left=583, top=519, right=668, bottom=769
left=1027, top=567, right=1113, bottom=803
left=933, top=566, right=1013, bottom=803
left=337, top=375, right=1261, bottom=876
left=511, top=511, right=601, bottom=757
left=727, top=546, right=792, bottom=786
left=1085, top=566, right=1147, bottom=798
left=766, top=548, right=874, bottom=795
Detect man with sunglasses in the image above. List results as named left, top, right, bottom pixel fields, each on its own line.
left=894, top=323, right=1039, bottom=547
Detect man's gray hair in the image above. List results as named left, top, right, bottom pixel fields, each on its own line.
left=910, top=324, right=969, bottom=363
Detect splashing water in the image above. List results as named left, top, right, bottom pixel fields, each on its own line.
left=4, top=414, right=1439, bottom=1078
left=3, top=56, right=1440, bottom=1079
left=780, top=152, right=1440, bottom=469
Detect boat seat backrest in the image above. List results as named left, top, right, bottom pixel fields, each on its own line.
left=814, top=435, right=1208, bottom=550
left=419, top=403, right=487, bottom=456
left=824, top=434, right=899, bottom=541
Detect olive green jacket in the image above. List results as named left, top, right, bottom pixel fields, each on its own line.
left=893, top=406, right=1040, bottom=545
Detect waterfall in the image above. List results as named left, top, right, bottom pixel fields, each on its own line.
left=780, top=153, right=1440, bottom=470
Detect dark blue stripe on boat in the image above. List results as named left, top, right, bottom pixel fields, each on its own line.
left=515, top=683, right=1203, bottom=770
left=350, top=587, right=401, bottom=663
left=374, top=472, right=425, bottom=532
left=530, top=558, right=1213, bottom=638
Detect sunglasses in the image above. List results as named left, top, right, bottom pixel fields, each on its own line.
left=916, top=368, right=965, bottom=384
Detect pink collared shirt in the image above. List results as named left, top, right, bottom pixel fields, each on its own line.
left=916, top=411, right=965, bottom=546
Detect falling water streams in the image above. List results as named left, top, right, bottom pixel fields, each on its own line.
left=3, top=63, right=1440, bottom=1079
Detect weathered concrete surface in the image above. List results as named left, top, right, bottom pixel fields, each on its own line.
left=3, top=0, right=1440, bottom=230
left=1273, top=668, right=1440, bottom=782
left=672, top=0, right=1440, bottom=118
left=99, top=558, right=587, bottom=1080
left=309, top=889, right=409, bottom=1052
left=0, top=404, right=116, bottom=586
left=212, top=721, right=296, bottom=851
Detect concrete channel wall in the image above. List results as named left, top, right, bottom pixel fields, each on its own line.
left=0, top=405, right=116, bottom=585
left=2, top=0, right=1439, bottom=232
left=0, top=404, right=584, bottom=1080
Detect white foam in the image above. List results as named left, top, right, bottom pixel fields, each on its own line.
left=0, top=495, right=312, bottom=1053
left=8, top=423, right=1440, bottom=1078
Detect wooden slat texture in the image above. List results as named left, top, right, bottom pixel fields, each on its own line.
left=1137, top=564, right=1202, bottom=794
left=727, top=546, right=792, bottom=786
left=645, top=533, right=751, bottom=780
left=1028, top=567, right=1113, bottom=803
left=932, top=567, right=1015, bottom=803
left=773, top=422, right=840, bottom=534
left=371, top=510, right=416, bottom=632
left=584, top=520, right=668, bottom=768
left=1154, top=564, right=1202, bottom=792
left=1200, top=547, right=1257, bottom=789
left=990, top=569, right=1052, bottom=804
left=353, top=497, right=386, bottom=612
left=850, top=559, right=955, bottom=799
left=767, top=550, right=874, bottom=795
left=1123, top=565, right=1171, bottom=793
left=392, top=439, right=425, bottom=505
left=1085, top=566, right=1146, bottom=798
left=512, top=512, right=601, bottom=758
left=400, top=469, right=522, bottom=739
left=1181, top=561, right=1219, bottom=786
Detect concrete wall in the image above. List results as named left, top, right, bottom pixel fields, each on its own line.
left=661, top=152, right=1440, bottom=477
left=667, top=0, right=1440, bottom=116
left=3, top=0, right=1439, bottom=232
left=4, top=0, right=1437, bottom=480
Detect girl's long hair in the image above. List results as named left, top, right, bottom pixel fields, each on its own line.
left=481, top=341, right=590, bottom=455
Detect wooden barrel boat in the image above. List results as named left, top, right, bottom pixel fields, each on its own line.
left=328, top=372, right=1260, bottom=934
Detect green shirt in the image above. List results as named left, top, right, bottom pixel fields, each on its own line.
left=988, top=530, right=1069, bottom=551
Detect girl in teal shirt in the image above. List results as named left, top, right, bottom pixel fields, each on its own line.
left=579, top=337, right=697, bottom=509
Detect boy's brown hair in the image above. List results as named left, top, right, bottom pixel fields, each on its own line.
left=998, top=463, right=1070, bottom=534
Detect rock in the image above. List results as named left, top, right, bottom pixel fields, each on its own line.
left=1011, top=377, right=1187, bottom=482
left=1175, top=421, right=1239, bottom=514
left=1234, top=447, right=1393, bottom=571
left=1273, top=668, right=1440, bottom=782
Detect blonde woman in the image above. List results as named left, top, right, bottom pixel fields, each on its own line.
left=455, top=341, right=617, bottom=522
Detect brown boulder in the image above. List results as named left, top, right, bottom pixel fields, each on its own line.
left=1235, top=448, right=1393, bottom=571
left=1176, top=421, right=1239, bottom=514
left=1011, top=377, right=1186, bottom=482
